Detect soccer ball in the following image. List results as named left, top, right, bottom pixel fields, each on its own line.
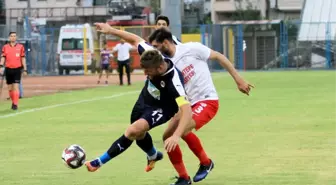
left=61, top=144, right=86, bottom=169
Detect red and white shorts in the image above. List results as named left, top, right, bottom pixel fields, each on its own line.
left=192, top=100, right=219, bottom=130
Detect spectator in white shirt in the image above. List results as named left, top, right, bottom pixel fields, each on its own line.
left=112, top=39, right=134, bottom=86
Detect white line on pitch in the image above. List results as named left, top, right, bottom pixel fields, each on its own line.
left=22, top=84, right=101, bottom=87
left=0, top=91, right=139, bottom=119
left=0, top=73, right=227, bottom=119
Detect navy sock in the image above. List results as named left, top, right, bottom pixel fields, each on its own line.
left=107, top=134, right=133, bottom=158
left=91, top=134, right=133, bottom=167
left=136, top=132, right=157, bottom=157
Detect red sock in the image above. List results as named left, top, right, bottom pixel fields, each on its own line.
left=167, top=145, right=189, bottom=179
left=8, top=90, right=13, bottom=103
left=182, top=132, right=211, bottom=165
left=12, top=90, right=19, bottom=106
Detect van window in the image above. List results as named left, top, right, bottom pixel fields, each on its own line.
left=62, top=39, right=90, bottom=50
left=77, top=39, right=90, bottom=49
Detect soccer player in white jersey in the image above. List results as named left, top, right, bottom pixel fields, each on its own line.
left=94, top=23, right=253, bottom=185
left=155, top=15, right=182, bottom=45
left=148, top=28, right=253, bottom=185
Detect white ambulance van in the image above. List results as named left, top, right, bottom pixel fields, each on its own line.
left=57, top=23, right=97, bottom=75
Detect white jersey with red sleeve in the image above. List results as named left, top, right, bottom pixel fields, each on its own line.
left=170, top=42, right=218, bottom=105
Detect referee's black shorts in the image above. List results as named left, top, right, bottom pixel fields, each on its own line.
left=5, top=67, right=22, bottom=85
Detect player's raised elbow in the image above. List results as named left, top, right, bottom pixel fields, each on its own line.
left=132, top=39, right=143, bottom=47
left=209, top=50, right=220, bottom=60
left=209, top=50, right=230, bottom=62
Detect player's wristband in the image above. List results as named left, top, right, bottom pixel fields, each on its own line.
left=0, top=64, right=3, bottom=68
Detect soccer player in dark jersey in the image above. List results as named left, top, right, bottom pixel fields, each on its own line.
left=92, top=23, right=253, bottom=185
left=85, top=25, right=193, bottom=177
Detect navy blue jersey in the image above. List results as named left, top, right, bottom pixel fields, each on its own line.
left=137, top=41, right=187, bottom=115
left=140, top=60, right=186, bottom=115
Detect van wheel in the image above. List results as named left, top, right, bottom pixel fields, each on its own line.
left=65, top=69, right=70, bottom=75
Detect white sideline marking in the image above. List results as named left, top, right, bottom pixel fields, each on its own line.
left=0, top=91, right=140, bottom=119
left=0, top=74, right=226, bottom=119
left=23, top=84, right=100, bottom=87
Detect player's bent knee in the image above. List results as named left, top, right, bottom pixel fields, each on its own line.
left=125, top=119, right=150, bottom=140
left=125, top=125, right=141, bottom=140
left=8, top=84, right=15, bottom=91
left=13, top=83, right=19, bottom=91
left=137, top=132, right=147, bottom=140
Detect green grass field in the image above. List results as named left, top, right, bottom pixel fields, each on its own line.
left=0, top=71, right=335, bottom=185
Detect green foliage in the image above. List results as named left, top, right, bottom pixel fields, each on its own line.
left=203, top=13, right=212, bottom=24
left=286, top=20, right=299, bottom=41
left=271, top=20, right=299, bottom=42
left=150, top=0, right=161, bottom=14
left=230, top=0, right=264, bottom=32
left=231, top=0, right=262, bottom=21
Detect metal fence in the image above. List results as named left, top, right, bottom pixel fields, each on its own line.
left=0, top=24, right=60, bottom=76
left=191, top=21, right=336, bottom=71
left=0, top=21, right=334, bottom=77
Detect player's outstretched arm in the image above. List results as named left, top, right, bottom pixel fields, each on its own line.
left=163, top=70, right=193, bottom=152
left=174, top=99, right=193, bottom=137
left=209, top=50, right=254, bottom=95
left=94, top=23, right=144, bottom=46
left=164, top=96, right=193, bottom=152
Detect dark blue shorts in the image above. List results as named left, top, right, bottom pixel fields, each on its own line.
left=130, top=98, right=174, bottom=129
left=101, top=64, right=109, bottom=70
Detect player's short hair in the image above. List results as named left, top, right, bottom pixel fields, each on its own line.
left=9, top=31, right=16, bottom=36
left=155, top=15, right=170, bottom=26
left=148, top=28, right=173, bottom=43
left=140, top=50, right=164, bottom=69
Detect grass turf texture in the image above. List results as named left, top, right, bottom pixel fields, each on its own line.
left=0, top=71, right=335, bottom=185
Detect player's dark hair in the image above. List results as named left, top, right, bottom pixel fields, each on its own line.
left=148, top=28, right=173, bottom=43
left=140, top=50, right=164, bottom=69
left=9, top=31, right=16, bottom=36
left=155, top=15, right=170, bottom=26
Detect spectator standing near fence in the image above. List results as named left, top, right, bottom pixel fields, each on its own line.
left=0, top=32, right=27, bottom=110
left=97, top=43, right=113, bottom=84
left=112, top=39, right=134, bottom=86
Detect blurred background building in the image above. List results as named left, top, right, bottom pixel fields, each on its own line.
left=0, top=0, right=334, bottom=76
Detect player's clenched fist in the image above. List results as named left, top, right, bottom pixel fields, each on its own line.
left=236, top=79, right=254, bottom=96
